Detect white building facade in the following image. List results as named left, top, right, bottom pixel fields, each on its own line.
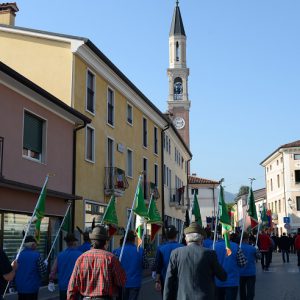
left=261, top=140, right=300, bottom=234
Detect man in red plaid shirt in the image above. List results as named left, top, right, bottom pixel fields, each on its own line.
left=67, top=225, right=126, bottom=300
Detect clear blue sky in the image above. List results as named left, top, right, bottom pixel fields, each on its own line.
left=14, top=0, right=300, bottom=194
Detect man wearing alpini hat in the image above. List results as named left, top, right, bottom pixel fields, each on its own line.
left=163, top=222, right=227, bottom=300
left=67, top=225, right=126, bottom=300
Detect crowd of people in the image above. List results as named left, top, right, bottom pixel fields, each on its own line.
left=1, top=225, right=300, bottom=300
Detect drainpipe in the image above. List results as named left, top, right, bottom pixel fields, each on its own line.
left=72, top=122, right=88, bottom=231
left=161, top=123, right=170, bottom=236
left=282, top=152, right=287, bottom=220
left=186, top=158, right=192, bottom=210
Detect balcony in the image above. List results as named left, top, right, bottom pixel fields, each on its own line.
left=169, top=187, right=185, bottom=207
left=0, top=137, right=3, bottom=177
left=104, top=167, right=129, bottom=197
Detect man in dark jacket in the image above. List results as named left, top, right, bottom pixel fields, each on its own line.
left=279, top=233, right=290, bottom=263
left=163, top=222, right=227, bottom=300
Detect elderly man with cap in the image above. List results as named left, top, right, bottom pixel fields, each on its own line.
left=163, top=222, right=227, bottom=300
left=15, top=235, right=47, bottom=300
left=113, top=230, right=148, bottom=300
left=154, top=224, right=183, bottom=294
left=49, top=233, right=82, bottom=300
left=67, top=225, right=126, bottom=300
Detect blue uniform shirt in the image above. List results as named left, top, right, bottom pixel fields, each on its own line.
left=57, top=247, right=82, bottom=291
left=155, top=241, right=183, bottom=282
left=77, top=242, right=91, bottom=253
left=114, top=243, right=144, bottom=288
left=214, top=240, right=240, bottom=288
left=15, top=248, right=42, bottom=293
left=203, top=238, right=213, bottom=249
left=240, top=243, right=257, bottom=277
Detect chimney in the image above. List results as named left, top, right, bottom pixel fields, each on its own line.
left=0, top=2, right=19, bottom=26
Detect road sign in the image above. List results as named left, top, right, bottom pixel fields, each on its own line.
left=283, top=217, right=290, bottom=224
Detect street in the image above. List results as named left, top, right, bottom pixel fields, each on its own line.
left=5, top=252, right=300, bottom=300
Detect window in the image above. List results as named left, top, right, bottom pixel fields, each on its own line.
left=281, top=157, right=283, bottom=163
left=176, top=41, right=180, bottom=61
left=127, top=103, right=133, bottom=125
left=107, top=88, right=114, bottom=126
left=169, top=169, right=172, bottom=190
left=168, top=137, right=171, bottom=154
left=270, top=164, right=272, bottom=171
left=107, top=138, right=114, bottom=167
left=166, top=166, right=169, bottom=186
left=165, top=134, right=168, bottom=152
left=154, top=164, right=158, bottom=188
left=163, top=164, right=166, bottom=185
left=85, top=126, right=95, bottom=162
left=276, top=160, right=279, bottom=166
left=143, top=158, right=148, bottom=199
left=296, top=197, right=300, bottom=211
left=275, top=201, right=277, bottom=213
left=294, top=154, right=300, bottom=160
left=278, top=199, right=281, bottom=213
left=126, top=149, right=133, bottom=178
left=154, top=127, right=158, bottom=154
left=143, top=118, right=148, bottom=147
left=277, top=174, right=280, bottom=188
left=23, top=111, right=45, bottom=162
left=86, top=70, right=95, bottom=113
left=270, top=178, right=273, bottom=191
left=295, top=170, right=300, bottom=184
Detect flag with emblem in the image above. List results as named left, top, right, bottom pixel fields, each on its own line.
left=247, top=187, right=258, bottom=228
left=147, top=194, right=162, bottom=242
left=192, top=193, right=202, bottom=227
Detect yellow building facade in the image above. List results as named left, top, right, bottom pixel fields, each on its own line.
left=0, top=6, right=167, bottom=247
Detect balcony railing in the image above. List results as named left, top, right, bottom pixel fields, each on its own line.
left=104, top=167, right=129, bottom=197
left=169, top=187, right=185, bottom=206
left=0, top=137, right=3, bottom=177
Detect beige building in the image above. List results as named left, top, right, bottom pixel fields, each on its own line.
left=261, top=140, right=300, bottom=234
left=188, top=175, right=220, bottom=228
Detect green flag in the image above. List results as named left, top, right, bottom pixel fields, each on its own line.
left=247, top=187, right=258, bottom=228
left=102, top=195, right=118, bottom=226
left=192, top=193, right=202, bottom=227
left=133, top=182, right=148, bottom=217
left=218, top=186, right=232, bottom=256
left=147, top=195, right=162, bottom=224
left=34, top=181, right=47, bottom=243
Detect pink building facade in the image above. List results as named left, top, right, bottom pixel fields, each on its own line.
left=0, top=62, right=90, bottom=260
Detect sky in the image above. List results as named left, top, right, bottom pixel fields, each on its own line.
left=13, top=0, right=300, bottom=194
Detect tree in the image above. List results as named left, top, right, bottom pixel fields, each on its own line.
left=234, top=185, right=249, bottom=202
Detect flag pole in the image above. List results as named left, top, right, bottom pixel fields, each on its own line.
left=119, top=173, right=143, bottom=262
left=255, top=221, right=261, bottom=247
left=45, top=201, right=72, bottom=262
left=213, top=178, right=224, bottom=250
left=239, top=178, right=256, bottom=247
left=3, top=174, right=50, bottom=299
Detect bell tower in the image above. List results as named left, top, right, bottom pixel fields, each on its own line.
left=167, top=1, right=191, bottom=147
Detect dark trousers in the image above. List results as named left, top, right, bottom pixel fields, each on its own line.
left=123, top=287, right=140, bottom=300
left=216, top=286, right=238, bottom=300
left=260, top=251, right=270, bottom=269
left=60, top=290, right=67, bottom=300
left=18, top=293, right=38, bottom=300
left=240, top=276, right=256, bottom=300
left=282, top=249, right=289, bottom=262
left=297, top=250, right=300, bottom=266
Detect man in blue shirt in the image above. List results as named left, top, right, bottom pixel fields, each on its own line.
left=77, top=232, right=91, bottom=253
left=154, top=225, right=183, bottom=294
left=214, top=237, right=247, bottom=300
left=15, top=236, right=47, bottom=300
left=113, top=230, right=147, bottom=300
left=49, top=233, right=82, bottom=300
left=240, top=232, right=261, bottom=300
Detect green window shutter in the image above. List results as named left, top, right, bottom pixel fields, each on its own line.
left=23, top=112, right=43, bottom=153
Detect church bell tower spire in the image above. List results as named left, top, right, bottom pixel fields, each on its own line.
left=167, top=1, right=191, bottom=147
